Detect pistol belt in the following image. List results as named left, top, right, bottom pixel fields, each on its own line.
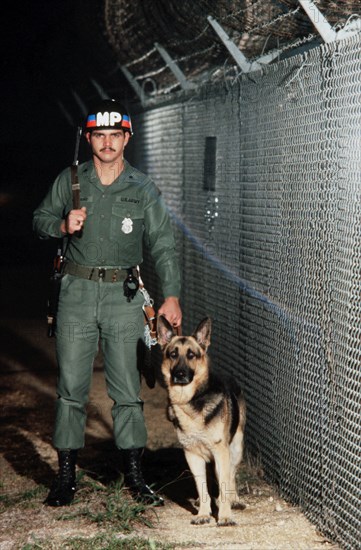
left=64, top=262, right=137, bottom=283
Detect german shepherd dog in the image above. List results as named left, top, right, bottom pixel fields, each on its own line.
left=157, top=316, right=246, bottom=526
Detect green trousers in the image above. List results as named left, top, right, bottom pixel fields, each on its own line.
left=54, top=273, right=147, bottom=450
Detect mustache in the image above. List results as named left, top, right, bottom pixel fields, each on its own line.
left=100, top=147, right=116, bottom=152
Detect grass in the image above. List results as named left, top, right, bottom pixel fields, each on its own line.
left=58, top=475, right=157, bottom=532
left=0, top=485, right=47, bottom=508
left=2, top=473, right=171, bottom=549
left=0, top=471, right=156, bottom=531
left=22, top=534, right=175, bottom=549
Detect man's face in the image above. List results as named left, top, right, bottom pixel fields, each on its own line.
left=86, top=129, right=130, bottom=164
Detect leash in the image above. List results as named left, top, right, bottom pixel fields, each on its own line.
left=137, top=268, right=158, bottom=348
left=137, top=267, right=181, bottom=346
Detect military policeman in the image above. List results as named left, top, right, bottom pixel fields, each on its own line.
left=33, top=99, right=182, bottom=507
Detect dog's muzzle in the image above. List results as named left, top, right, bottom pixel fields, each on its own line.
left=171, top=364, right=194, bottom=385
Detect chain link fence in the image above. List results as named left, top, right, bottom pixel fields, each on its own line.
left=129, top=35, right=361, bottom=549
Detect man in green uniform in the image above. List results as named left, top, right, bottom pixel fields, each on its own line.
left=33, top=99, right=182, bottom=507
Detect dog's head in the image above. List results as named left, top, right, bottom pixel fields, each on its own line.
left=157, top=316, right=212, bottom=387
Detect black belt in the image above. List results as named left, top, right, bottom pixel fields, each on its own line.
left=64, top=262, right=137, bottom=283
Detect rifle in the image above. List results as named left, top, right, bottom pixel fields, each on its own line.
left=47, top=126, right=82, bottom=337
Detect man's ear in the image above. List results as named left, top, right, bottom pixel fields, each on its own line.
left=85, top=131, right=91, bottom=144
left=124, top=131, right=130, bottom=147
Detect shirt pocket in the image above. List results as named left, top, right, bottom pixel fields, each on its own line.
left=111, top=204, right=144, bottom=243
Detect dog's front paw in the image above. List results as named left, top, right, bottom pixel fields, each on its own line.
left=191, top=515, right=211, bottom=525
left=217, top=517, right=237, bottom=527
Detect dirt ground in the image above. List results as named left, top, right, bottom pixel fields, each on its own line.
left=0, top=316, right=340, bottom=550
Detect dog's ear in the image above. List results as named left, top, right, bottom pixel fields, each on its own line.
left=157, top=315, right=176, bottom=348
left=193, top=317, right=212, bottom=350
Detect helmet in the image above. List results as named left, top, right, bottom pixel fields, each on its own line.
left=85, top=99, right=133, bottom=135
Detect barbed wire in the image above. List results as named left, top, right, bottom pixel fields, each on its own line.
left=176, top=44, right=217, bottom=63
left=166, top=23, right=210, bottom=49
left=125, top=47, right=157, bottom=69
left=252, top=31, right=317, bottom=61
left=244, top=6, right=301, bottom=36
left=119, top=2, right=356, bottom=97
left=123, top=3, right=304, bottom=78
left=133, top=43, right=218, bottom=82
left=158, top=81, right=182, bottom=95
left=164, top=0, right=274, bottom=51
left=222, top=0, right=276, bottom=23
left=135, top=64, right=168, bottom=81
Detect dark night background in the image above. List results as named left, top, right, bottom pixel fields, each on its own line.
left=0, top=0, right=134, bottom=265
left=0, top=0, right=132, bottom=316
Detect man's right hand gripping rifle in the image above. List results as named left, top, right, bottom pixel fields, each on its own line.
left=60, top=206, right=87, bottom=235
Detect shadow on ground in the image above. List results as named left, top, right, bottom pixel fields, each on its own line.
left=0, top=302, right=198, bottom=513
left=75, top=441, right=198, bottom=515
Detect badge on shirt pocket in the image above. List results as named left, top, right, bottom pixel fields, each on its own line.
left=121, top=217, right=133, bottom=234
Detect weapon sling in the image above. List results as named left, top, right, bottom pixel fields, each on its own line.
left=71, top=164, right=80, bottom=210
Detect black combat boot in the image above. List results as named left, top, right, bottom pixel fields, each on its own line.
left=44, top=449, right=77, bottom=507
left=122, top=448, right=164, bottom=506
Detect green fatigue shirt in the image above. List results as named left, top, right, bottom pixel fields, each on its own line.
left=33, top=159, right=181, bottom=298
